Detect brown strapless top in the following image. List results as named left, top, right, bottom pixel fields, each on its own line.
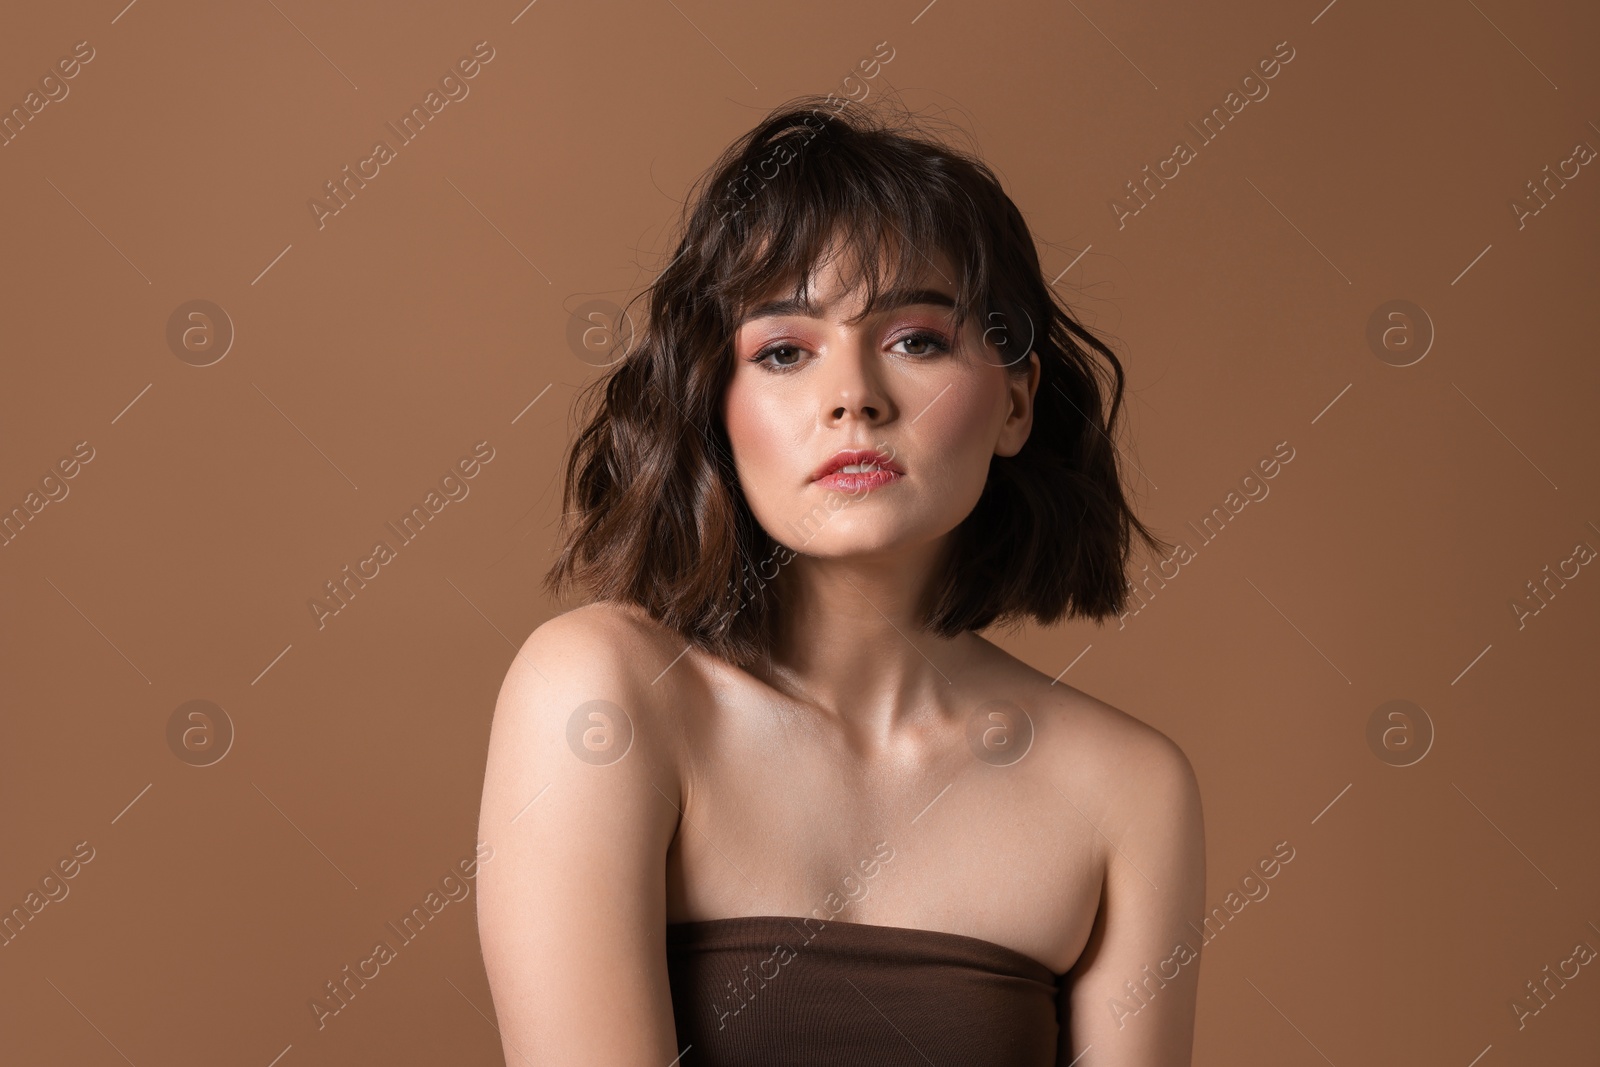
left=666, top=914, right=1065, bottom=1065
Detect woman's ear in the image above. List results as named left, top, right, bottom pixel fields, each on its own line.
left=995, top=350, right=1041, bottom=458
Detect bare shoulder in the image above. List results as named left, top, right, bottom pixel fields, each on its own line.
left=501, top=601, right=694, bottom=707
left=476, top=601, right=689, bottom=1062
left=488, top=600, right=697, bottom=781
left=975, top=657, right=1208, bottom=1060
left=509, top=599, right=685, bottom=676
left=972, top=636, right=1202, bottom=821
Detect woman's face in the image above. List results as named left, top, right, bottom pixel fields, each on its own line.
left=722, top=244, right=1040, bottom=560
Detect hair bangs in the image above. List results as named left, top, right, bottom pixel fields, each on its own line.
left=702, top=112, right=992, bottom=335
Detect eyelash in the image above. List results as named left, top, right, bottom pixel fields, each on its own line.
left=746, top=331, right=952, bottom=372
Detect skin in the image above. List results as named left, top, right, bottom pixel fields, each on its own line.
left=476, top=239, right=1206, bottom=1066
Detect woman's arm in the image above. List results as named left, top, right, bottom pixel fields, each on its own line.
left=475, top=609, right=684, bottom=1065
left=1061, top=730, right=1207, bottom=1066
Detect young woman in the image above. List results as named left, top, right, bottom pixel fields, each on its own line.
left=476, top=96, right=1205, bottom=1066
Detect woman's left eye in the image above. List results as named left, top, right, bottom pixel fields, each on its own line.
left=891, top=331, right=951, bottom=356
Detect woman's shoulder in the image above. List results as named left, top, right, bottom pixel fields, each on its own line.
left=487, top=601, right=693, bottom=799
left=973, top=636, right=1200, bottom=812
left=509, top=600, right=696, bottom=673
left=517, top=600, right=680, bottom=659
left=499, top=600, right=702, bottom=730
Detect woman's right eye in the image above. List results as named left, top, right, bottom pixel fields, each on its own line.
left=748, top=343, right=804, bottom=371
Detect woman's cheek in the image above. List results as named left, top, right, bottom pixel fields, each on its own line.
left=917, top=370, right=1000, bottom=486
left=723, top=377, right=773, bottom=468
left=724, top=380, right=801, bottom=510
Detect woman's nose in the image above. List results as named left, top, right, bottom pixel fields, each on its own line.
left=820, top=332, right=890, bottom=425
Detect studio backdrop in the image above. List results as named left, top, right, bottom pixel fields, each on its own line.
left=2, top=0, right=1596, bottom=1064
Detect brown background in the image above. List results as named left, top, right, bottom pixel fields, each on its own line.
left=3, top=0, right=1597, bottom=1064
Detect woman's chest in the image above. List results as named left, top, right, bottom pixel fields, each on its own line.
left=663, top=721, right=1104, bottom=974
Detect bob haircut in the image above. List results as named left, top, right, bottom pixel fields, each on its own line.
left=547, top=95, right=1168, bottom=668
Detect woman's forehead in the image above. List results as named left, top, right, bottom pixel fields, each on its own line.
left=736, top=236, right=963, bottom=320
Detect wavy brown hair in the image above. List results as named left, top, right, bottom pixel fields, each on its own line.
left=546, top=95, right=1167, bottom=668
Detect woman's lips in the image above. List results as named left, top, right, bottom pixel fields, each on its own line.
left=814, top=468, right=903, bottom=493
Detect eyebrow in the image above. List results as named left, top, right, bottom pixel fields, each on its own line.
left=740, top=287, right=957, bottom=323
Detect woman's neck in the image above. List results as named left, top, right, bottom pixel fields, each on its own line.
left=760, top=541, right=982, bottom=742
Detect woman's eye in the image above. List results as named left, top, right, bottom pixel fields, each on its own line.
left=746, top=331, right=949, bottom=371
left=750, top=343, right=804, bottom=370
left=892, top=331, right=951, bottom=356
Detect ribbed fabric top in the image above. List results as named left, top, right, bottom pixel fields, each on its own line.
left=666, top=914, right=1063, bottom=1066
